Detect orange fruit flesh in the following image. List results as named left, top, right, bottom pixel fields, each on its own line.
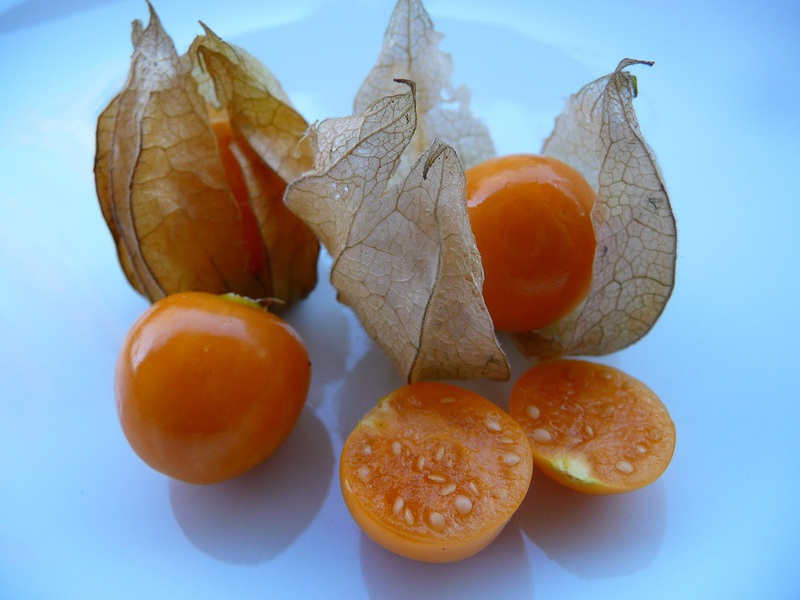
left=210, top=118, right=275, bottom=280
left=466, top=154, right=596, bottom=332
left=210, top=117, right=319, bottom=305
left=509, top=359, right=675, bottom=494
left=340, top=382, right=533, bottom=562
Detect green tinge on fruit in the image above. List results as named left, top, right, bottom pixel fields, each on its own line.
left=548, top=454, right=598, bottom=486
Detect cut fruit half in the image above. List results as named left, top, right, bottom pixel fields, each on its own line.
left=340, top=382, right=533, bottom=562
left=509, top=359, right=675, bottom=494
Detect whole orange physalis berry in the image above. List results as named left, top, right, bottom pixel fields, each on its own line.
left=114, top=292, right=311, bottom=484
left=466, top=153, right=596, bottom=332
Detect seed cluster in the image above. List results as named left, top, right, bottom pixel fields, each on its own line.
left=385, top=434, right=478, bottom=533
left=351, top=394, right=528, bottom=535
left=522, top=399, right=643, bottom=476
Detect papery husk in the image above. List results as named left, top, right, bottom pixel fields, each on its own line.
left=95, top=5, right=318, bottom=305
left=514, top=59, right=676, bottom=361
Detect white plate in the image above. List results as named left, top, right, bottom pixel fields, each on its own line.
left=2, top=1, right=799, bottom=598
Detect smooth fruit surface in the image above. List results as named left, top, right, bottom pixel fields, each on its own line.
left=115, top=291, right=311, bottom=484
left=340, top=382, right=533, bottom=562
left=466, top=153, right=596, bottom=332
left=509, top=359, right=675, bottom=494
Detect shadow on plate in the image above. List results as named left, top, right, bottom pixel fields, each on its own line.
left=516, top=469, right=667, bottom=580
left=169, top=408, right=333, bottom=565
left=359, top=522, right=534, bottom=600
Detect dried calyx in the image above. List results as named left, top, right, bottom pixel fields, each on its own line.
left=95, top=5, right=318, bottom=307
left=96, top=0, right=676, bottom=383
left=284, top=82, right=510, bottom=383
left=514, top=58, right=677, bottom=361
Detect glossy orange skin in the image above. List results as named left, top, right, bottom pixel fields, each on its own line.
left=340, top=382, right=533, bottom=562
left=466, top=154, right=596, bottom=332
left=115, top=292, right=311, bottom=485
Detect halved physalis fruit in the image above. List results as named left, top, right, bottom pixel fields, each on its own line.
left=340, top=382, right=533, bottom=562
left=509, top=359, right=675, bottom=494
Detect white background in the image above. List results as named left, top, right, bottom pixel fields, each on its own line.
left=1, top=1, right=799, bottom=598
